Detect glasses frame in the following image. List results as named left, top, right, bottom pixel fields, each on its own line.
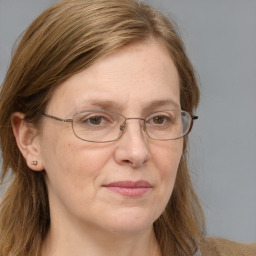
left=41, top=109, right=198, bottom=143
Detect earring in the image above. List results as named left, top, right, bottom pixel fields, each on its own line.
left=31, top=161, right=38, bottom=166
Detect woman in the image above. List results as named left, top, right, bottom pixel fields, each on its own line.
left=0, top=0, right=255, bottom=256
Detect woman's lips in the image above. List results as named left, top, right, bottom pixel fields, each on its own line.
left=103, top=180, right=153, bottom=198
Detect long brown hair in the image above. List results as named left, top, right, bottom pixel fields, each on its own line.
left=0, top=0, right=204, bottom=255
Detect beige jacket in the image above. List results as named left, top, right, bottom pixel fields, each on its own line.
left=200, top=237, right=256, bottom=256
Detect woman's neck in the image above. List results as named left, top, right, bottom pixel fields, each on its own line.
left=41, top=223, right=161, bottom=256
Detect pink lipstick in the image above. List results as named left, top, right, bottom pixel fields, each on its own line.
left=103, top=180, right=152, bottom=198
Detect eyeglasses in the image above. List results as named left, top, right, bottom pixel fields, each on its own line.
left=42, top=109, right=198, bottom=143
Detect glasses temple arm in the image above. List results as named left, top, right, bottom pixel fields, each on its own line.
left=41, top=113, right=72, bottom=123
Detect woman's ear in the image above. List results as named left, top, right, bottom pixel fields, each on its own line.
left=11, top=112, right=44, bottom=171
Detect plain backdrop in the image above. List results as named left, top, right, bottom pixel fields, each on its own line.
left=0, top=0, right=255, bottom=242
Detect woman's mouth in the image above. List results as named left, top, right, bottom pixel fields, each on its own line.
left=103, top=180, right=153, bottom=198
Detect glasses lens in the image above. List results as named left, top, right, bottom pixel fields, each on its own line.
left=72, top=110, right=125, bottom=142
left=145, top=110, right=192, bottom=140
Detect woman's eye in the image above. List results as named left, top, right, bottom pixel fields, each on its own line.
left=152, top=116, right=166, bottom=124
left=84, top=115, right=112, bottom=126
left=75, top=112, right=116, bottom=129
left=88, top=116, right=104, bottom=125
left=77, top=114, right=110, bottom=126
left=151, top=115, right=171, bottom=125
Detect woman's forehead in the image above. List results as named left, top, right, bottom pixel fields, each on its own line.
left=46, top=39, right=180, bottom=115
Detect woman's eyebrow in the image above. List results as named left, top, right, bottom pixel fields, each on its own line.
left=142, top=99, right=181, bottom=113
left=88, top=100, right=123, bottom=110
left=72, top=99, right=123, bottom=112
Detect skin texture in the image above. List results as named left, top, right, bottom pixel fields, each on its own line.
left=12, top=39, right=183, bottom=256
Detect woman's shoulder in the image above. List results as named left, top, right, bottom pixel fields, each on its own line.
left=200, top=236, right=256, bottom=256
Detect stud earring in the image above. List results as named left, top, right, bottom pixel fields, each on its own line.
left=31, top=161, right=38, bottom=166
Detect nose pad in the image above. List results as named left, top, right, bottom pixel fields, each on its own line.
left=140, top=119, right=146, bottom=132
left=120, top=122, right=126, bottom=132
left=119, top=119, right=146, bottom=136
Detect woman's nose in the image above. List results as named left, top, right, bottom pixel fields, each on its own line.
left=113, top=120, right=150, bottom=168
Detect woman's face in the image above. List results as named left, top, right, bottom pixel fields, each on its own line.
left=38, top=39, right=183, bottom=234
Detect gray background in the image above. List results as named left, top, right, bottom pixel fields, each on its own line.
left=0, top=0, right=255, bottom=242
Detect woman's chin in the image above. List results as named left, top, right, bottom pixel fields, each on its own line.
left=94, top=208, right=159, bottom=234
